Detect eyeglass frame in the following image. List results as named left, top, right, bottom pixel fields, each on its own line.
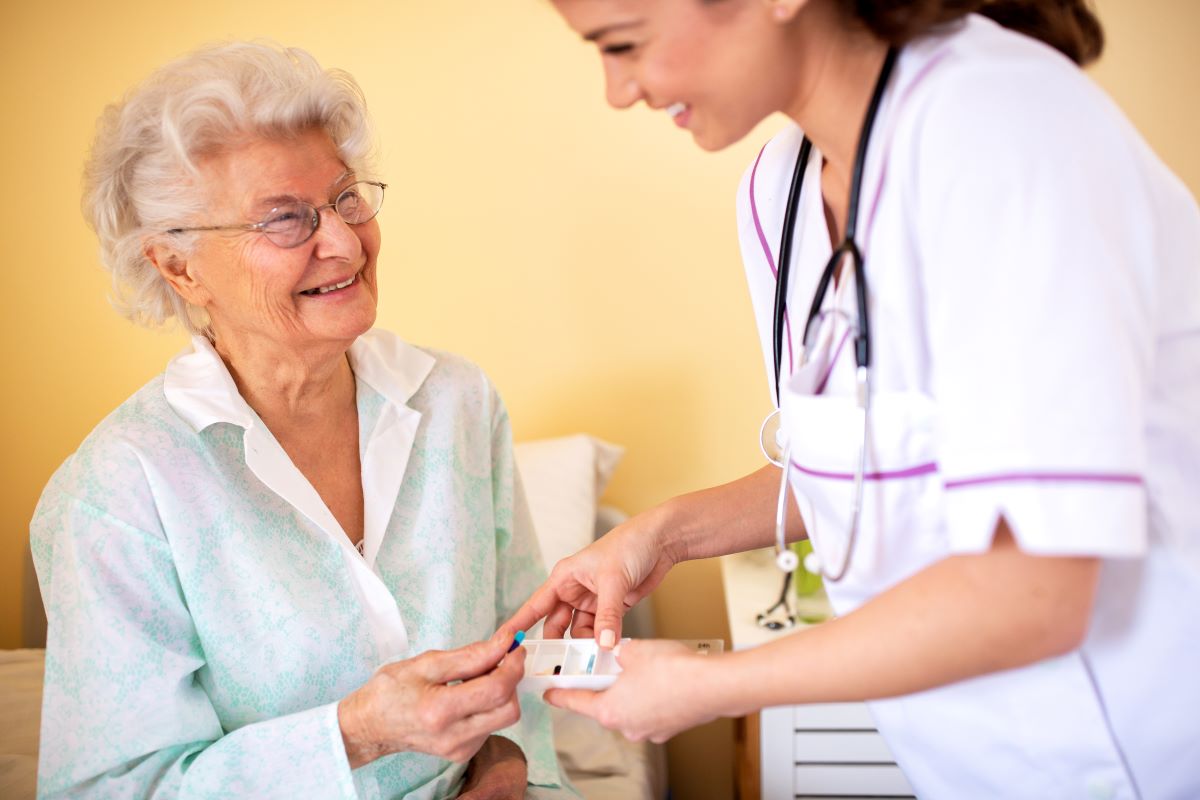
left=164, top=180, right=388, bottom=249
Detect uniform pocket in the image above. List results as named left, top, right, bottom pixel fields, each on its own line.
left=779, top=385, right=946, bottom=608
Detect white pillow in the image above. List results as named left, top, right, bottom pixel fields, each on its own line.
left=514, top=435, right=623, bottom=571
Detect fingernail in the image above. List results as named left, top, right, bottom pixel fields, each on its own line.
left=600, top=630, right=615, bottom=649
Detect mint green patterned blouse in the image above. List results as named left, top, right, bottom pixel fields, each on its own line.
left=30, top=329, right=573, bottom=799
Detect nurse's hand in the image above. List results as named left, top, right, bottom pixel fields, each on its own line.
left=503, top=510, right=681, bottom=647
left=544, top=640, right=722, bottom=743
left=338, top=633, right=525, bottom=768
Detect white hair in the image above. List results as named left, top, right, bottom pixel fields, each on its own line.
left=82, top=41, right=376, bottom=333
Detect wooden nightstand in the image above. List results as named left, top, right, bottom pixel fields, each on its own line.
left=721, top=549, right=915, bottom=800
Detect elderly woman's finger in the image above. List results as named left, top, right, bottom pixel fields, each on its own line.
left=422, top=636, right=520, bottom=685
left=442, top=656, right=524, bottom=717
left=436, top=698, right=524, bottom=763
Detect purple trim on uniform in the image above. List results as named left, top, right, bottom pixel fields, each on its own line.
left=750, top=145, right=778, bottom=278
left=814, top=326, right=853, bottom=396
left=750, top=142, right=794, bottom=374
left=944, top=472, right=1145, bottom=490
left=790, top=459, right=939, bottom=482
left=864, top=51, right=951, bottom=235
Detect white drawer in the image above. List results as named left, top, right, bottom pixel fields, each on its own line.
left=794, top=764, right=915, bottom=796
left=793, top=702, right=876, bottom=729
left=793, top=730, right=896, bottom=763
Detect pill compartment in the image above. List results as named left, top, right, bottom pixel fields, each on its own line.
left=518, top=638, right=628, bottom=693
left=565, top=640, right=621, bottom=675
left=590, top=647, right=620, bottom=675
left=516, top=637, right=724, bottom=694
left=526, top=640, right=568, bottom=677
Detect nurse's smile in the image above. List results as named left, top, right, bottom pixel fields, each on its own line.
left=667, top=102, right=692, bottom=128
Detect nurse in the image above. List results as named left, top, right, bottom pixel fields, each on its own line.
left=505, top=1, right=1200, bottom=797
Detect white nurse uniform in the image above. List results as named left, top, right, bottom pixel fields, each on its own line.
left=736, top=14, right=1200, bottom=800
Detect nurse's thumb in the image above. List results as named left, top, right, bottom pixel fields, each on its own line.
left=594, top=574, right=627, bottom=650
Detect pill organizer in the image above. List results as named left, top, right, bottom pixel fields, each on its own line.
left=517, top=637, right=725, bottom=693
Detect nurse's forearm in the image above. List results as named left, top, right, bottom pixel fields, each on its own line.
left=715, top=521, right=1099, bottom=712
left=657, top=463, right=806, bottom=563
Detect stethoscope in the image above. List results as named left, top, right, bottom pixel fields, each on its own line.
left=755, top=46, right=898, bottom=630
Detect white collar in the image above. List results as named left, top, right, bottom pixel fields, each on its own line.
left=163, top=328, right=436, bottom=432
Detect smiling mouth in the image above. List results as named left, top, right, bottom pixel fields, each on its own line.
left=299, top=271, right=360, bottom=297
left=666, top=102, right=693, bottom=129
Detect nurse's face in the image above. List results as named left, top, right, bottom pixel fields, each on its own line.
left=552, top=0, right=806, bottom=151
left=169, top=128, right=380, bottom=353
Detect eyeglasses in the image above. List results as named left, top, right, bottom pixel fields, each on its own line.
left=166, top=180, right=387, bottom=249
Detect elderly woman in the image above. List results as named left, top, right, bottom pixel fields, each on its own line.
left=30, top=42, right=572, bottom=799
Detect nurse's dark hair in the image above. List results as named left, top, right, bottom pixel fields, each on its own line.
left=840, top=0, right=1104, bottom=65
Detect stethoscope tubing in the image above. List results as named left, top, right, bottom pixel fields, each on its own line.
left=773, top=136, right=813, bottom=407
left=768, top=46, right=899, bottom=584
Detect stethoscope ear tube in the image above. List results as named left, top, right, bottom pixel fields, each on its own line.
left=853, top=244, right=871, bottom=371
left=773, top=137, right=813, bottom=406
left=766, top=46, right=898, bottom=584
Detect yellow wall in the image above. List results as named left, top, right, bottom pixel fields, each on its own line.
left=1, top=2, right=1196, bottom=798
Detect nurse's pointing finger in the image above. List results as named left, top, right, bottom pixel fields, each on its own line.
left=502, top=584, right=560, bottom=639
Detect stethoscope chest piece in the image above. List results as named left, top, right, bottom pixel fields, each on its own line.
left=755, top=569, right=797, bottom=631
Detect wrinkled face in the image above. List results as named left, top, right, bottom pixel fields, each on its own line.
left=553, top=0, right=794, bottom=151
left=183, top=128, right=379, bottom=352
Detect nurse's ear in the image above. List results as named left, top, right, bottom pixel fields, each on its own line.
left=144, top=236, right=214, bottom=310
left=761, top=0, right=809, bottom=24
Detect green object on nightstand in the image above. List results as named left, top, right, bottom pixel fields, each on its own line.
left=791, top=540, right=823, bottom=597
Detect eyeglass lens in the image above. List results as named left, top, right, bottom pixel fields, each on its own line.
left=259, top=181, right=385, bottom=247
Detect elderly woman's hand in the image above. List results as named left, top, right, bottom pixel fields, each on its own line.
left=337, top=634, right=525, bottom=768
left=456, top=735, right=527, bottom=799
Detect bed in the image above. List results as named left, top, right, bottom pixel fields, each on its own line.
left=1, top=434, right=666, bottom=800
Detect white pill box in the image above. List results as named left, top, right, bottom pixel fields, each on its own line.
left=517, top=638, right=725, bottom=693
